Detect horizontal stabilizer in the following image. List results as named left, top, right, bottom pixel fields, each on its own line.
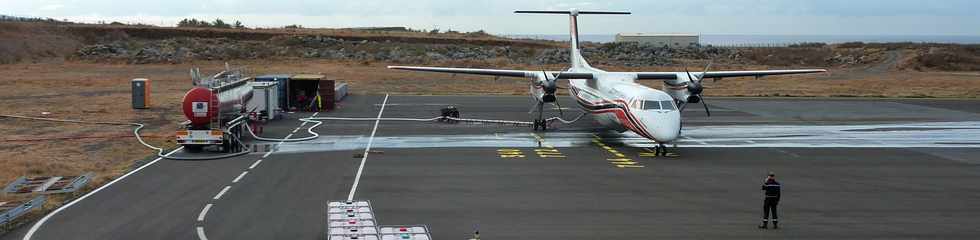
left=515, top=10, right=631, bottom=15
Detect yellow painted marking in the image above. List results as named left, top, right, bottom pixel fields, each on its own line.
left=612, top=161, right=638, bottom=165
left=601, top=146, right=613, bottom=150
left=539, top=154, right=566, bottom=158
left=639, top=153, right=658, bottom=157
left=613, top=153, right=626, bottom=158
left=607, top=158, right=633, bottom=162
left=498, top=149, right=525, bottom=158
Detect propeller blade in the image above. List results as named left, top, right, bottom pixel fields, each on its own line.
left=554, top=100, right=565, bottom=118
left=700, top=95, right=711, bottom=117
left=699, top=60, right=714, bottom=81
left=684, top=67, right=694, bottom=82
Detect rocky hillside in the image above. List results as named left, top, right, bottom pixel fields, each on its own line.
left=4, top=22, right=980, bottom=71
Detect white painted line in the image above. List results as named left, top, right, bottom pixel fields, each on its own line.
left=685, top=136, right=709, bottom=145
left=285, top=133, right=293, bottom=139
left=249, top=159, right=263, bottom=169
left=292, top=129, right=299, bottom=133
left=232, top=171, right=248, bottom=183
left=197, top=204, right=213, bottom=222
left=196, top=227, right=208, bottom=240
left=348, top=94, right=389, bottom=202
left=212, top=186, right=231, bottom=200
left=23, top=147, right=184, bottom=240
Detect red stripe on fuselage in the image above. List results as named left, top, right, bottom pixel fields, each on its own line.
left=570, top=86, right=657, bottom=140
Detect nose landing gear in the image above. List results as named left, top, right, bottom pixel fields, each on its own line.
left=652, top=143, right=679, bottom=157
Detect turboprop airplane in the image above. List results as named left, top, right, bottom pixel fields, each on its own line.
left=389, top=9, right=826, bottom=155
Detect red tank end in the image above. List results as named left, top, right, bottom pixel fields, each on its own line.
left=182, top=87, right=218, bottom=127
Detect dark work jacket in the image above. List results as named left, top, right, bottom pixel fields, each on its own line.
left=762, top=179, right=781, bottom=200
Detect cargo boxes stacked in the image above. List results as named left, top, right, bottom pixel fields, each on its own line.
left=327, top=200, right=379, bottom=240
left=380, top=226, right=432, bottom=240
left=292, top=74, right=335, bottom=111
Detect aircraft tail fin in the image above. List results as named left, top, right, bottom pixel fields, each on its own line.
left=516, top=10, right=630, bottom=69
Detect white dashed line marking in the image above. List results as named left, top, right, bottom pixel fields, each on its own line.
left=232, top=171, right=248, bottom=183
left=249, top=159, right=263, bottom=169
left=197, top=204, right=213, bottom=222
left=212, top=186, right=231, bottom=200
left=194, top=112, right=318, bottom=239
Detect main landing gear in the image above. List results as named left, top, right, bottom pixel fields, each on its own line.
left=531, top=101, right=549, bottom=131
left=532, top=119, right=548, bottom=131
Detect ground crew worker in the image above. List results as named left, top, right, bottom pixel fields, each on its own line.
left=759, top=172, right=781, bottom=229
left=295, top=90, right=309, bottom=111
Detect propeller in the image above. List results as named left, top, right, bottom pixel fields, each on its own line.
left=541, top=71, right=559, bottom=95
left=535, top=70, right=565, bottom=118
left=684, top=60, right=713, bottom=117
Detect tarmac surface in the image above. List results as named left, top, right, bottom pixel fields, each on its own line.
left=5, top=95, right=980, bottom=240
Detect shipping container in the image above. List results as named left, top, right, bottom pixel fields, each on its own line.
left=254, top=74, right=291, bottom=109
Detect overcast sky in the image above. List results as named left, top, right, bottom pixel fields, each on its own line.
left=3, top=0, right=979, bottom=35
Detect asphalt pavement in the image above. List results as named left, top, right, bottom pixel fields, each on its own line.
left=5, top=95, right=980, bottom=240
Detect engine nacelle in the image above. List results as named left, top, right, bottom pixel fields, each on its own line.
left=687, top=95, right=702, bottom=104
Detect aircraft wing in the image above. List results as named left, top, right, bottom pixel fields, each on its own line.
left=633, top=69, right=827, bottom=80
left=388, top=66, right=595, bottom=79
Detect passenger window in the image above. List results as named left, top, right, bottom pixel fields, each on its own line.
left=660, top=100, right=677, bottom=110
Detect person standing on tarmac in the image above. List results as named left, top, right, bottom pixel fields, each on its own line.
left=759, top=172, right=781, bottom=229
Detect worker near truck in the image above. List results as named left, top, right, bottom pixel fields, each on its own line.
left=295, top=90, right=309, bottom=111
left=758, top=172, right=781, bottom=229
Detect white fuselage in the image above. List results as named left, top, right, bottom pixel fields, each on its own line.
left=563, top=66, right=681, bottom=143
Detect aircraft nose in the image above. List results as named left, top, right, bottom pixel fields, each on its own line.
left=643, top=111, right=681, bottom=142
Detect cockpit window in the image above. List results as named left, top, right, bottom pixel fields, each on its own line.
left=642, top=100, right=662, bottom=110
left=660, top=100, right=677, bottom=110
left=640, top=100, right=676, bottom=110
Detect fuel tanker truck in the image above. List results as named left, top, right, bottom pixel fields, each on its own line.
left=176, top=68, right=254, bottom=152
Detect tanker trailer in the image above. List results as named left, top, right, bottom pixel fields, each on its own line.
left=176, top=77, right=254, bottom=152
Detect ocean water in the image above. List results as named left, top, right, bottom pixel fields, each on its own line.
left=505, top=34, right=980, bottom=45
